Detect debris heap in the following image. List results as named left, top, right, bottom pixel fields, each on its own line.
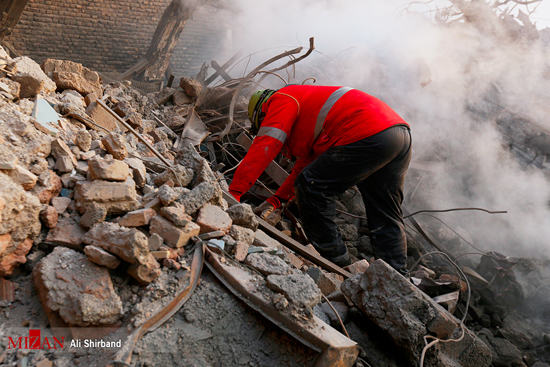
left=0, top=42, right=549, bottom=367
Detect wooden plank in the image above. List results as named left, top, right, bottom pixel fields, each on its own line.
left=210, top=60, right=232, bottom=82
left=205, top=49, right=244, bottom=86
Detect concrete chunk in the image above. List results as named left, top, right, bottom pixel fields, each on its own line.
left=245, top=252, right=292, bottom=276
left=74, top=129, right=92, bottom=152
left=179, top=77, right=202, bottom=98
left=158, top=185, right=178, bottom=206
left=53, top=70, right=102, bottom=97
left=51, top=138, right=78, bottom=167
left=33, top=247, right=122, bottom=326
left=79, top=201, right=107, bottom=229
left=148, top=233, right=163, bottom=251
left=226, top=203, right=259, bottom=231
left=153, top=164, right=193, bottom=188
left=83, top=222, right=149, bottom=265
left=266, top=273, right=322, bottom=308
left=178, top=182, right=214, bottom=215
left=229, top=225, right=255, bottom=247
left=11, top=56, right=56, bottom=98
left=341, top=259, right=492, bottom=367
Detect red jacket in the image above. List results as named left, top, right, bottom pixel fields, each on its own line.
left=229, top=85, right=409, bottom=205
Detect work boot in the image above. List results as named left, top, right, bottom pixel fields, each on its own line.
left=328, top=252, right=351, bottom=267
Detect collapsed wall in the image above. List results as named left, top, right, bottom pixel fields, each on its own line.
left=6, top=0, right=230, bottom=78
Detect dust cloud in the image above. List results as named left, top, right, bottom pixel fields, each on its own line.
left=224, top=0, right=550, bottom=258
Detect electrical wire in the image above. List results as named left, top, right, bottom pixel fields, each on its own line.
left=404, top=207, right=507, bottom=218
left=321, top=294, right=350, bottom=339
left=410, top=251, right=470, bottom=367
left=414, top=213, right=487, bottom=253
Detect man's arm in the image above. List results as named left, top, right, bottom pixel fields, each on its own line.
left=228, top=94, right=300, bottom=201
left=271, top=156, right=314, bottom=205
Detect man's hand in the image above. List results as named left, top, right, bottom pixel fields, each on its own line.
left=253, top=201, right=275, bottom=220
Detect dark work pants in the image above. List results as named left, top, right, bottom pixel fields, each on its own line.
left=295, top=125, right=412, bottom=271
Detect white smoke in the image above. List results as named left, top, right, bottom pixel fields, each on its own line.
left=224, top=0, right=550, bottom=258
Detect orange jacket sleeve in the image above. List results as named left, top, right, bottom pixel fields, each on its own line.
left=273, top=156, right=314, bottom=202
left=228, top=94, right=300, bottom=202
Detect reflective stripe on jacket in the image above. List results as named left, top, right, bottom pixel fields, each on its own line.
left=228, top=85, right=410, bottom=202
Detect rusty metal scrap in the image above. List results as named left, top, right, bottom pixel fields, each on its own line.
left=108, top=243, right=205, bottom=366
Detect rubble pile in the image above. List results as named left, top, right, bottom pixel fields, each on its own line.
left=0, top=38, right=549, bottom=367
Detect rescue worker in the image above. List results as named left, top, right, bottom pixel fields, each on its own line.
left=228, top=85, right=411, bottom=271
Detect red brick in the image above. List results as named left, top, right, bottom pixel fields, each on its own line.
left=40, top=205, right=58, bottom=228
left=345, top=260, right=370, bottom=275
left=195, top=204, right=232, bottom=234
left=149, top=215, right=199, bottom=248
left=117, top=208, right=156, bottom=227
left=234, top=241, right=249, bottom=262
left=127, top=253, right=161, bottom=285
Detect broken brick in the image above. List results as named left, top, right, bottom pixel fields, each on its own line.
left=127, top=253, right=161, bottom=285
left=88, top=156, right=129, bottom=181
left=84, top=245, right=121, bottom=269
left=163, top=258, right=181, bottom=270
left=345, top=259, right=370, bottom=275
left=50, top=138, right=78, bottom=167
left=101, top=132, right=128, bottom=160
left=149, top=215, right=200, bottom=248
left=86, top=101, right=119, bottom=132
left=195, top=204, right=232, bottom=234
left=0, top=237, right=33, bottom=277
left=160, top=203, right=191, bottom=227
left=233, top=241, right=249, bottom=262
left=8, top=164, right=38, bottom=190
left=51, top=197, right=72, bottom=214
left=306, top=266, right=342, bottom=296
left=117, top=208, right=156, bottom=227
left=39, top=205, right=58, bottom=229
left=45, top=217, right=86, bottom=250
left=31, top=170, right=62, bottom=205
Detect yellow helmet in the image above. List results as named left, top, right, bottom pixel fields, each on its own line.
left=248, top=89, right=276, bottom=131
